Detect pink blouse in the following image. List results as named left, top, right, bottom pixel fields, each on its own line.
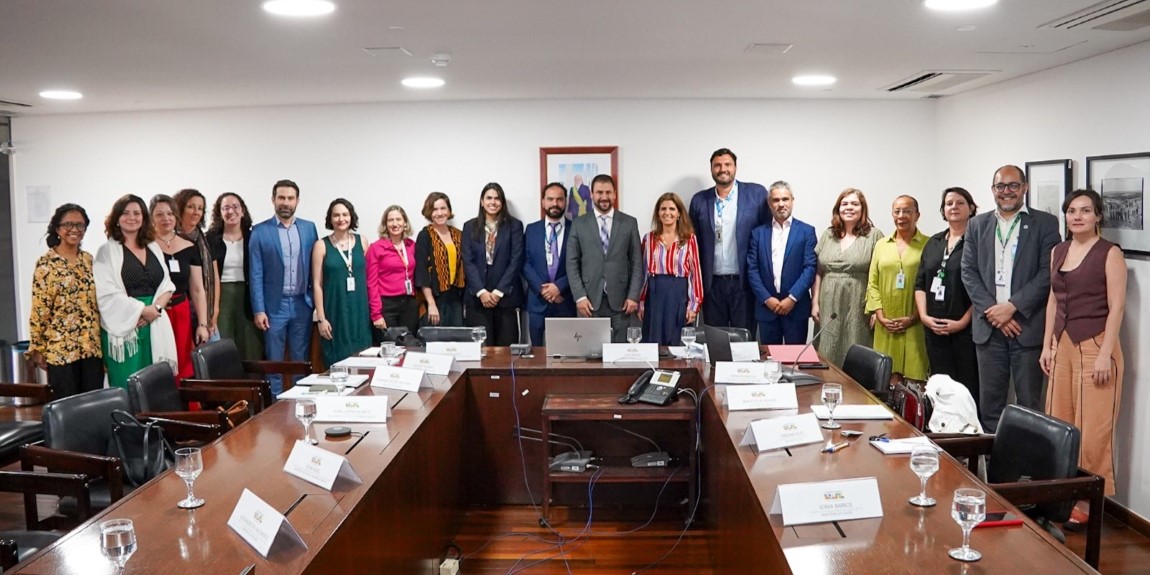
left=366, top=237, right=416, bottom=321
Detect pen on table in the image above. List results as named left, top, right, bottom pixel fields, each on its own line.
left=823, top=441, right=850, bottom=453
left=869, top=434, right=890, bottom=443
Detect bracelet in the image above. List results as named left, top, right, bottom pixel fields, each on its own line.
left=198, top=323, right=209, bottom=329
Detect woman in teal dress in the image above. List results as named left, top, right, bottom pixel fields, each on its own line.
left=311, top=198, right=372, bottom=368
left=865, top=195, right=929, bottom=380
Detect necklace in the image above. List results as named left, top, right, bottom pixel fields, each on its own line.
left=158, top=233, right=177, bottom=247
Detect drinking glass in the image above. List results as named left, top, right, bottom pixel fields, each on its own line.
left=174, top=447, right=205, bottom=509
left=627, top=327, right=642, bottom=344
left=908, top=445, right=939, bottom=507
left=680, top=327, right=697, bottom=358
left=764, top=359, right=782, bottom=384
left=295, top=399, right=318, bottom=445
left=821, top=383, right=842, bottom=429
left=100, top=518, right=137, bottom=574
left=329, top=364, right=349, bottom=392
left=472, top=326, right=487, bottom=357
left=380, top=341, right=397, bottom=364
left=949, top=488, right=986, bottom=561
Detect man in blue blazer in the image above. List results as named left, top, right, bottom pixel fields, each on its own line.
left=746, top=181, right=818, bottom=344
left=523, top=182, right=577, bottom=345
left=248, top=179, right=319, bottom=395
left=688, top=148, right=771, bottom=332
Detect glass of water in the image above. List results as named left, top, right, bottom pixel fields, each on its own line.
left=175, top=447, right=205, bottom=509
left=380, top=341, right=397, bottom=364
left=295, top=399, right=318, bottom=445
left=680, top=327, right=697, bottom=358
left=100, top=518, right=137, bottom=574
left=949, top=488, right=986, bottom=562
left=329, top=364, right=349, bottom=392
left=472, top=326, right=487, bottom=357
left=908, top=445, right=939, bottom=507
left=764, top=359, right=782, bottom=384
left=627, top=326, right=642, bottom=344
left=821, top=383, right=842, bottom=429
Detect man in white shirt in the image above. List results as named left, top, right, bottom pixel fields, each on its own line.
left=746, top=181, right=818, bottom=344
left=522, top=182, right=576, bottom=345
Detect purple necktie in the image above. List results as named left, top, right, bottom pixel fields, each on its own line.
left=599, top=215, right=610, bottom=254
left=547, top=222, right=560, bottom=281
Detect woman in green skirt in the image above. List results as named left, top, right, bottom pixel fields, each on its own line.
left=206, top=192, right=265, bottom=360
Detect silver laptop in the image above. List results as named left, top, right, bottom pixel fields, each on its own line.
left=545, top=318, right=611, bottom=358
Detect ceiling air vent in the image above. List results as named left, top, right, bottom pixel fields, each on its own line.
left=1040, top=0, right=1150, bottom=31
left=884, top=70, right=995, bottom=93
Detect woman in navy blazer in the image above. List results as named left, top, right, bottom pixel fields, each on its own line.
left=461, top=183, right=525, bottom=346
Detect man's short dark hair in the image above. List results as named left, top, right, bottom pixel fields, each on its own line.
left=591, top=174, right=615, bottom=190
left=542, top=181, right=566, bottom=198
left=710, top=148, right=737, bottom=164
left=272, top=179, right=300, bottom=197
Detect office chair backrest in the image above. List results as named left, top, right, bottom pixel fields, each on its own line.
left=842, top=344, right=892, bottom=394
left=42, top=388, right=131, bottom=457
left=695, top=326, right=751, bottom=345
left=127, top=363, right=183, bottom=413
left=419, top=326, right=476, bottom=342
left=192, top=339, right=245, bottom=379
left=989, top=404, right=1081, bottom=523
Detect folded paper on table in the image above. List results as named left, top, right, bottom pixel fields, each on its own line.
left=769, top=345, right=820, bottom=364
left=868, top=435, right=936, bottom=455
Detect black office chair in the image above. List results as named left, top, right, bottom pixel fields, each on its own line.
left=382, top=327, right=422, bottom=348
left=419, top=326, right=477, bottom=342
left=188, top=338, right=309, bottom=402
left=127, top=363, right=259, bottom=442
left=841, top=344, right=892, bottom=400
left=0, top=470, right=93, bottom=570
left=695, top=326, right=752, bottom=344
left=932, top=405, right=1104, bottom=569
left=0, top=383, right=51, bottom=467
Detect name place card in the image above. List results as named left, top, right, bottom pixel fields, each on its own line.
left=730, top=341, right=762, bottom=362
left=426, top=341, right=482, bottom=362
left=227, top=488, right=307, bottom=557
left=402, top=351, right=460, bottom=375
left=739, top=412, right=824, bottom=453
left=769, top=477, right=884, bottom=526
left=726, top=383, right=798, bottom=411
left=602, top=343, right=659, bottom=363
left=714, top=361, right=769, bottom=384
left=370, top=365, right=432, bottom=393
left=283, top=440, right=363, bottom=491
left=313, top=396, right=390, bottom=423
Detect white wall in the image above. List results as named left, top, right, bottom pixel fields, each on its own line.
left=937, top=39, right=1150, bottom=518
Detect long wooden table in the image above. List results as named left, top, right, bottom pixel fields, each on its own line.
left=9, top=350, right=1097, bottom=574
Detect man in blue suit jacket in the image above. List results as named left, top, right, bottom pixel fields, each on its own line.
left=523, top=182, right=577, bottom=345
left=746, top=181, right=818, bottom=344
left=688, top=148, right=771, bottom=332
left=249, top=179, right=319, bottom=395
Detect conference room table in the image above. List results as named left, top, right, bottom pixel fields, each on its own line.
left=9, top=349, right=1097, bottom=574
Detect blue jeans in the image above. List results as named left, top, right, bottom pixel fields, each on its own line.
left=264, top=295, right=313, bottom=396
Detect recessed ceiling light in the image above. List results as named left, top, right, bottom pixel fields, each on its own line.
left=924, top=0, right=997, bottom=11
left=401, top=77, right=445, bottom=89
left=792, top=75, right=836, bottom=87
left=262, top=0, right=335, bottom=17
left=39, top=90, right=83, bottom=100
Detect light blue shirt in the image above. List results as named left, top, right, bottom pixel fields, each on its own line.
left=277, top=219, right=304, bottom=296
left=713, top=182, right=739, bottom=275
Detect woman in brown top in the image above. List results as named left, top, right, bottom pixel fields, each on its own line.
left=1040, top=189, right=1127, bottom=526
left=27, top=204, right=103, bottom=398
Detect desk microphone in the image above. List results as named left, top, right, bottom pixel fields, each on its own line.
left=779, top=313, right=836, bottom=386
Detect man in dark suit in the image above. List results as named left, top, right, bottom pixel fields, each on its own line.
left=566, top=174, right=644, bottom=343
left=248, top=179, right=319, bottom=395
left=960, top=165, right=1061, bottom=432
left=746, top=181, right=818, bottom=344
left=523, top=182, right=576, bottom=345
left=688, top=148, right=770, bottom=332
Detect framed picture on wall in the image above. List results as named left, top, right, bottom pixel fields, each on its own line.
left=539, top=146, right=619, bottom=219
left=1087, top=152, right=1150, bottom=255
left=1025, top=159, right=1072, bottom=233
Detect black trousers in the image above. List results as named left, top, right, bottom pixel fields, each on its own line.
left=374, top=295, right=420, bottom=344
left=46, top=356, right=105, bottom=399
left=465, top=304, right=520, bottom=346
left=925, top=326, right=980, bottom=407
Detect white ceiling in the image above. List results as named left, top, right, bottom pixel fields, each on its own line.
left=2, top=0, right=1150, bottom=115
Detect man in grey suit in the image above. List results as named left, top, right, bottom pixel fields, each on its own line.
left=960, top=165, right=1061, bottom=432
left=566, top=174, right=644, bottom=343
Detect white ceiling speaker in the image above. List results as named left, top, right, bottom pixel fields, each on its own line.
left=431, top=53, right=452, bottom=67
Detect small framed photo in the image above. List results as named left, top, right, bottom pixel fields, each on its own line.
left=1025, top=159, right=1072, bottom=233
left=1087, top=152, right=1150, bottom=255
left=539, top=146, right=619, bottom=219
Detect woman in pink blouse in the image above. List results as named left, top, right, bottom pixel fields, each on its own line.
left=366, top=205, right=420, bottom=341
left=638, top=193, right=703, bottom=345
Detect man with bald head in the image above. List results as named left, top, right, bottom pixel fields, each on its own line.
left=960, top=165, right=1061, bottom=432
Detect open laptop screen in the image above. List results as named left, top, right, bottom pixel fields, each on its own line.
left=545, top=318, right=612, bottom=358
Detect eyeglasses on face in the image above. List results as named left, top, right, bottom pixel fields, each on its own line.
left=993, top=182, right=1023, bottom=192
left=892, top=208, right=917, bottom=216
left=58, top=222, right=87, bottom=231
left=221, top=204, right=242, bottom=213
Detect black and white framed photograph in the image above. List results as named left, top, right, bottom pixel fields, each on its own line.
left=1087, top=152, right=1150, bottom=255
left=1025, top=159, right=1072, bottom=232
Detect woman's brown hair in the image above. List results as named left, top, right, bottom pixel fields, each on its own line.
left=830, top=188, right=874, bottom=239
left=104, top=194, right=154, bottom=248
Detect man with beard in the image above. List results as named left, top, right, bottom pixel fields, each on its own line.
left=567, top=174, right=644, bottom=343
left=523, top=182, right=577, bottom=345
left=689, top=148, right=770, bottom=332
left=961, top=165, right=1060, bottom=432
left=249, top=179, right=319, bottom=395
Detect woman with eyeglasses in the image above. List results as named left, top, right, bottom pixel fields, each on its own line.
left=206, top=192, right=264, bottom=360
left=27, top=204, right=104, bottom=398
left=174, top=188, right=219, bottom=342
left=865, top=195, right=929, bottom=380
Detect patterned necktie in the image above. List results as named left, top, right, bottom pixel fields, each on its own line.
left=547, top=222, right=560, bottom=281
left=599, top=215, right=610, bottom=254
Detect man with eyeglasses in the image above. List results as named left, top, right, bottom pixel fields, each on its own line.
left=960, top=165, right=1060, bottom=432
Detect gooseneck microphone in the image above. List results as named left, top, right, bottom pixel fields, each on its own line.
left=780, top=312, right=837, bottom=386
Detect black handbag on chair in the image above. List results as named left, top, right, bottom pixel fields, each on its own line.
left=110, top=410, right=175, bottom=487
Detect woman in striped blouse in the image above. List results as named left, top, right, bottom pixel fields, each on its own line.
left=638, top=193, right=703, bottom=345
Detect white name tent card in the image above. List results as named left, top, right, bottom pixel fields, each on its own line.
left=294, top=373, right=370, bottom=387
left=283, top=440, right=363, bottom=490
left=726, top=383, right=798, bottom=411
left=714, top=361, right=769, bottom=385
left=313, top=396, right=391, bottom=423
left=769, top=477, right=884, bottom=526
left=810, top=405, right=894, bottom=420
left=730, top=341, right=761, bottom=362
left=426, top=341, right=482, bottom=362
left=739, top=412, right=824, bottom=453
left=370, top=365, right=432, bottom=393
left=277, top=386, right=356, bottom=399
left=333, top=356, right=398, bottom=370
left=227, top=488, right=307, bottom=558
left=602, top=343, right=659, bottom=363
left=402, top=351, right=459, bottom=375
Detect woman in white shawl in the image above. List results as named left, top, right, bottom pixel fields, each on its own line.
left=94, top=194, right=178, bottom=388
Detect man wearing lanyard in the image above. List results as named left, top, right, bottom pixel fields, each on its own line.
left=523, top=182, right=577, bottom=345
left=961, top=165, right=1060, bottom=432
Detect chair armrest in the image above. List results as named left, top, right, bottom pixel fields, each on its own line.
left=138, top=410, right=224, bottom=426
left=139, top=416, right=225, bottom=444
left=0, top=383, right=52, bottom=402
left=929, top=434, right=994, bottom=474
left=242, top=360, right=312, bottom=376
left=19, top=444, right=124, bottom=503
left=0, top=469, right=94, bottom=527
left=178, top=386, right=261, bottom=409
left=993, top=474, right=1105, bottom=507
left=184, top=379, right=271, bottom=412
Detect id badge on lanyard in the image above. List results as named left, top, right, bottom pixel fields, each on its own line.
left=395, top=241, right=414, bottom=295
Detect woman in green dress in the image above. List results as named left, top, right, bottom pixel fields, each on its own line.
left=812, top=188, right=884, bottom=368
left=865, top=195, right=929, bottom=380
left=311, top=198, right=372, bottom=368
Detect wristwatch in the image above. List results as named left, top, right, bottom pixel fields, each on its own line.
left=154, top=304, right=163, bottom=315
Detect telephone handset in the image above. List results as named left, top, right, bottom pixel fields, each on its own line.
left=618, top=369, right=681, bottom=406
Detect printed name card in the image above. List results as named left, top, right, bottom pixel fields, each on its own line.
left=602, top=343, right=659, bottom=363
left=227, top=488, right=307, bottom=557
left=739, top=412, right=823, bottom=453
left=714, top=361, right=769, bottom=384
left=769, top=477, right=884, bottom=526
left=402, top=351, right=459, bottom=375
left=726, top=383, right=798, bottom=411
left=283, top=440, right=363, bottom=490
left=313, top=395, right=390, bottom=423
left=426, top=341, right=482, bottom=362
left=730, top=341, right=761, bottom=362
left=370, top=365, right=432, bottom=392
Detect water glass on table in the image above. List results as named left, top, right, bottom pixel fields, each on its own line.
left=100, top=518, right=137, bottom=574
left=680, top=327, right=697, bottom=358
left=627, top=326, right=642, bottom=344
left=820, top=383, right=842, bottom=429
left=908, top=445, right=939, bottom=507
left=329, top=364, right=349, bottom=392
left=295, top=399, right=318, bottom=445
left=949, top=488, right=986, bottom=561
left=471, top=326, right=487, bottom=357
left=175, top=447, right=205, bottom=509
